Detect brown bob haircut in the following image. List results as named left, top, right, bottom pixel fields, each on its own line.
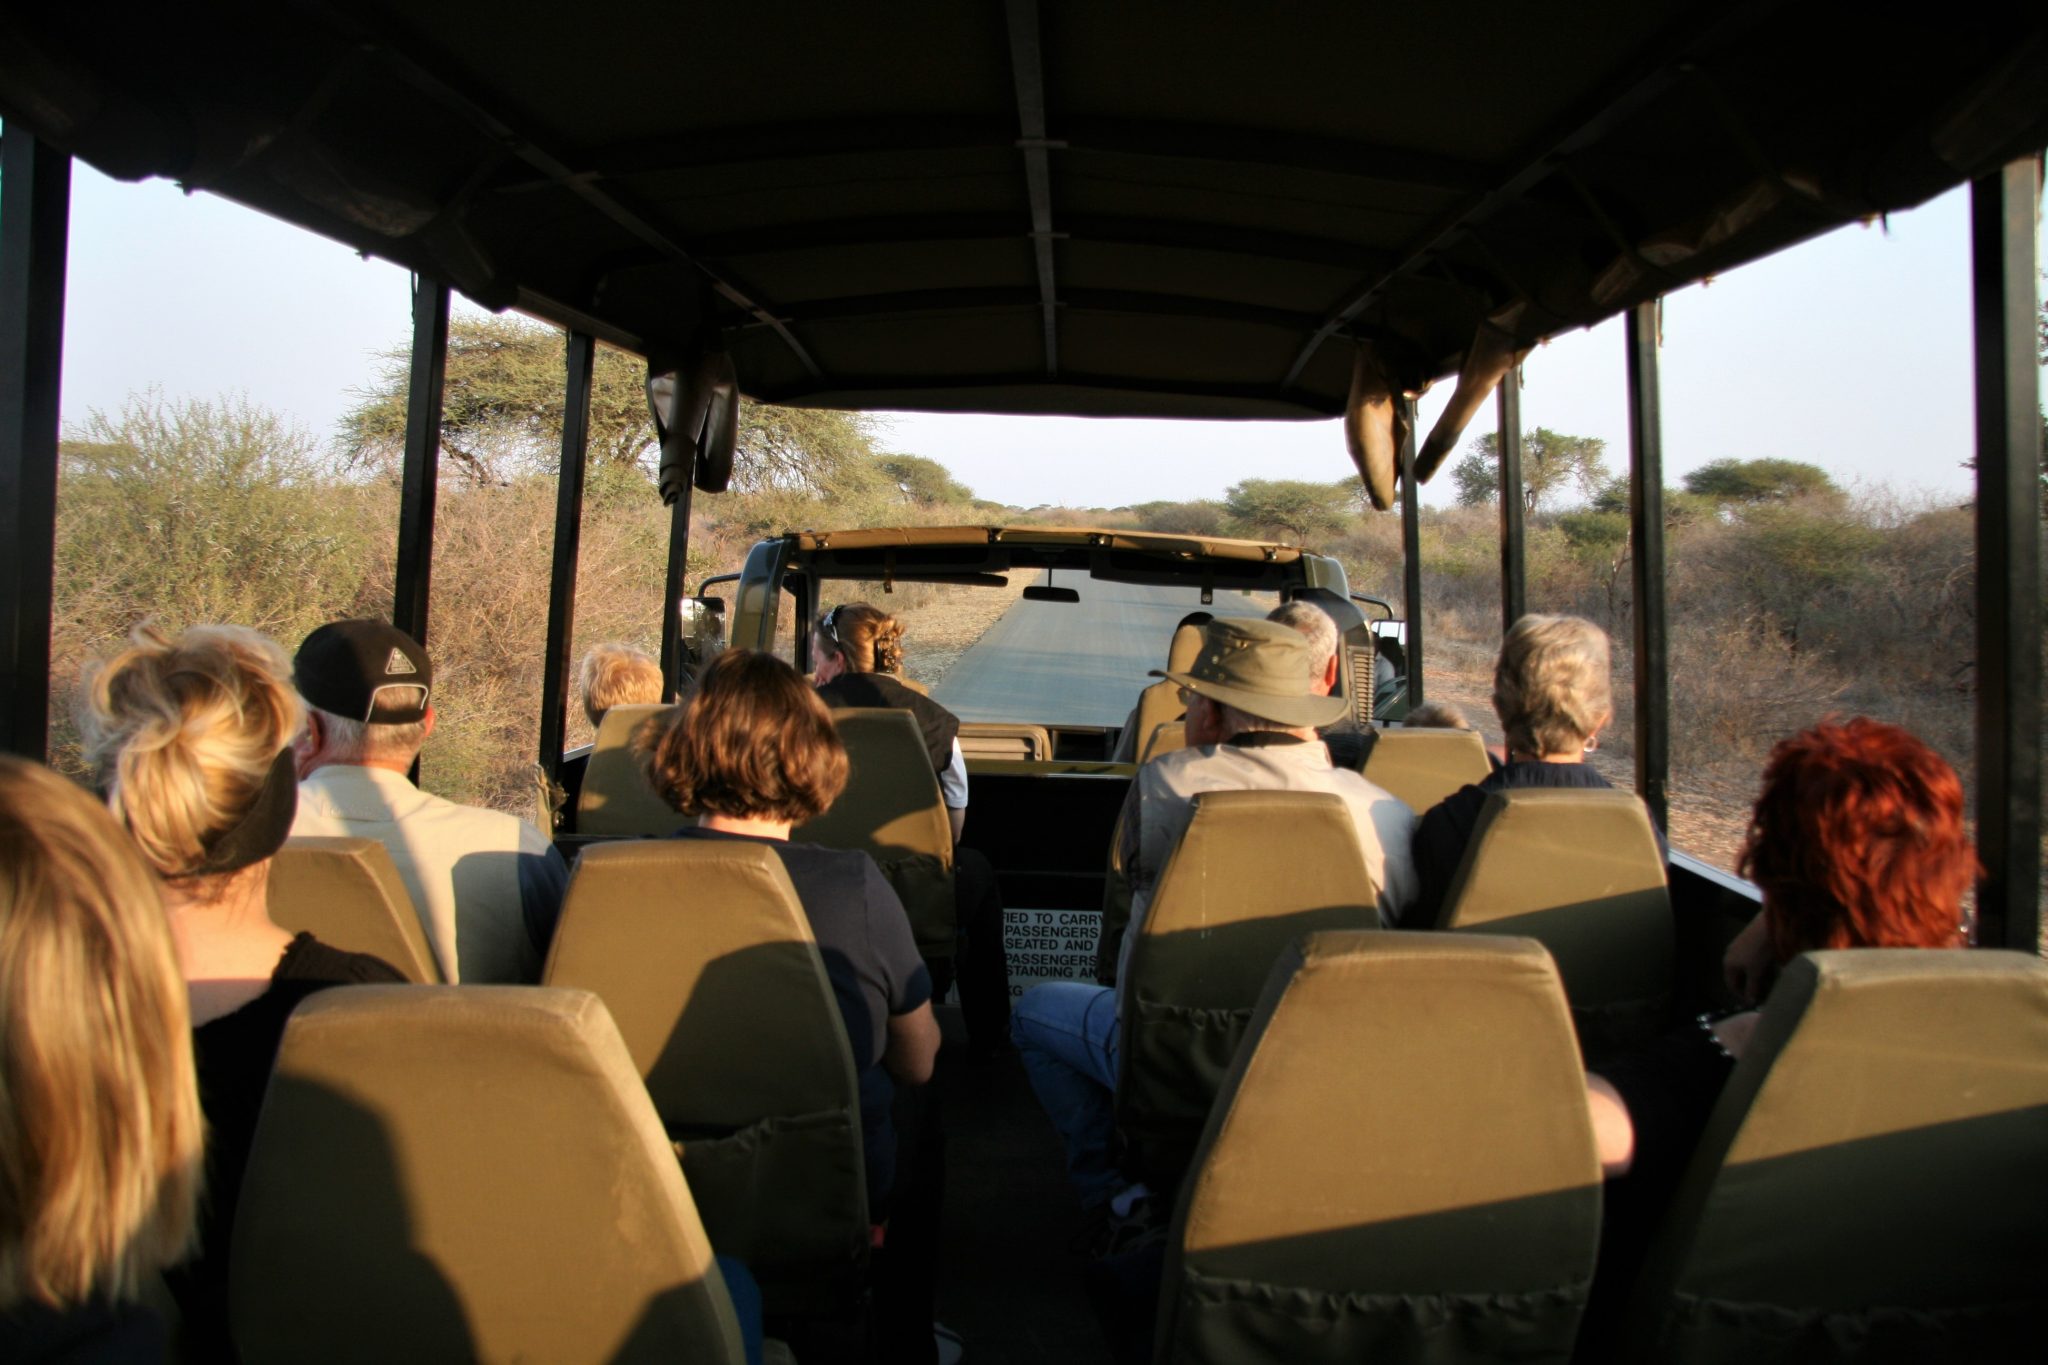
left=641, top=650, right=848, bottom=824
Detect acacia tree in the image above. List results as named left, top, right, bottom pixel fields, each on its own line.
left=1683, top=458, right=1839, bottom=503
left=1222, top=478, right=1352, bottom=542
left=338, top=312, right=884, bottom=496
left=1451, top=428, right=1609, bottom=514
left=874, top=453, right=974, bottom=507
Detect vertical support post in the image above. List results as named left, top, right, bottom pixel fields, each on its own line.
left=0, top=129, right=70, bottom=762
left=1497, top=367, right=1528, bottom=632
left=1969, top=158, right=2042, bottom=954
left=659, top=429, right=699, bottom=700
left=1625, top=300, right=1669, bottom=831
left=1400, top=396, right=1425, bottom=710
left=394, top=278, right=450, bottom=648
left=538, top=333, right=595, bottom=781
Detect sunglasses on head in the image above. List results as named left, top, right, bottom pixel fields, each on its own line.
left=821, top=604, right=844, bottom=646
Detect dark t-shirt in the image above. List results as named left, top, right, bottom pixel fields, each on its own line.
left=671, top=827, right=932, bottom=1201
left=1404, top=761, right=1666, bottom=930
left=815, top=672, right=960, bottom=777
left=0, top=1298, right=164, bottom=1365
left=169, top=934, right=406, bottom=1360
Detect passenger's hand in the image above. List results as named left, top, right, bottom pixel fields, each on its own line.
left=1722, top=913, right=1774, bottom=1004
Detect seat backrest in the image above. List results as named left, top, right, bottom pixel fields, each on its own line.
left=1626, top=949, right=2048, bottom=1362
left=1112, top=623, right=1204, bottom=761
left=1357, top=726, right=1491, bottom=812
left=1117, top=790, right=1380, bottom=1187
left=231, top=986, right=745, bottom=1365
left=1439, top=787, right=1673, bottom=1057
left=792, top=708, right=955, bottom=956
left=957, top=721, right=1052, bottom=761
left=1139, top=720, right=1186, bottom=763
left=541, top=840, right=867, bottom=1285
left=268, top=837, right=442, bottom=983
left=1158, top=932, right=1600, bottom=1364
left=575, top=703, right=680, bottom=837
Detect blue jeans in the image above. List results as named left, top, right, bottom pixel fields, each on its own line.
left=1013, top=981, right=1123, bottom=1208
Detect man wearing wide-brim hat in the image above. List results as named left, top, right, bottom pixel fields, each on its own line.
left=1011, top=617, right=1418, bottom=1233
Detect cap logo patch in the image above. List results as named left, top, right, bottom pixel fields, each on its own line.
left=384, top=648, right=418, bottom=677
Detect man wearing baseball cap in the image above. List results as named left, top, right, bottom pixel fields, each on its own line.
left=1012, top=617, right=1417, bottom=1238
left=289, top=619, right=567, bottom=983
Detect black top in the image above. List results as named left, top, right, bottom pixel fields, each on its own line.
left=815, top=673, right=960, bottom=777
left=169, top=934, right=406, bottom=1361
left=0, top=1298, right=164, bottom=1365
left=1585, top=1019, right=1740, bottom=1339
left=671, top=828, right=932, bottom=1203
left=1403, top=760, right=1665, bottom=930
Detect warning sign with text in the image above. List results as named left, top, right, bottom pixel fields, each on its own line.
left=1004, top=908, right=1101, bottom=997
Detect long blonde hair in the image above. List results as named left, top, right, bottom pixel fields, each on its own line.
left=79, top=624, right=304, bottom=878
left=0, top=758, right=204, bottom=1307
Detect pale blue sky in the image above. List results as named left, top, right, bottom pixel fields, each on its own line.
left=51, top=160, right=2041, bottom=511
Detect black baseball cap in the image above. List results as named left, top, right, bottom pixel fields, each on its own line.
left=294, top=619, right=433, bottom=724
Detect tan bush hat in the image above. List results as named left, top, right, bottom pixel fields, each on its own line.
left=1151, top=618, right=1347, bottom=729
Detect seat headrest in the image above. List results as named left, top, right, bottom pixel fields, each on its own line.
left=1166, top=623, right=1206, bottom=674
left=577, top=703, right=681, bottom=837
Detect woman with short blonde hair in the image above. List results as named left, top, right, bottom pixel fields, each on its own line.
left=1405, top=614, right=1659, bottom=929
left=578, top=643, right=664, bottom=730
left=78, top=623, right=404, bottom=1357
left=0, top=758, right=203, bottom=1353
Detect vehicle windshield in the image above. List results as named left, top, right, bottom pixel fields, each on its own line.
left=808, top=574, right=1279, bottom=726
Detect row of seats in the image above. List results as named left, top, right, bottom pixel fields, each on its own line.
left=1111, top=786, right=1671, bottom=1192
left=1158, top=933, right=2048, bottom=1364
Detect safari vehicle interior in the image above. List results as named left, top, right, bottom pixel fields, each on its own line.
left=2, top=1, right=2044, bottom=1362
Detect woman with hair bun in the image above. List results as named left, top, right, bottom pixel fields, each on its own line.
left=813, top=602, right=1011, bottom=1057
left=0, top=758, right=205, bottom=1363
left=79, top=624, right=405, bottom=1358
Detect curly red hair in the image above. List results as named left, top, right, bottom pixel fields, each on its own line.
left=1740, top=717, right=1975, bottom=960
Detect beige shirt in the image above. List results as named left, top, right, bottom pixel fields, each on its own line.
left=1116, top=735, right=1419, bottom=992
left=292, top=765, right=564, bottom=984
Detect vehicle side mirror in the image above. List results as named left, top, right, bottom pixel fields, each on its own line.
left=677, top=596, right=728, bottom=683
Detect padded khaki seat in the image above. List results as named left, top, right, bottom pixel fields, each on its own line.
left=793, top=708, right=955, bottom=957
left=1626, top=949, right=2048, bottom=1363
left=542, top=840, right=867, bottom=1307
left=1357, top=725, right=1492, bottom=808
left=268, top=837, right=442, bottom=983
left=1158, top=932, right=1601, bottom=1364
left=1438, top=787, right=1673, bottom=1058
left=958, top=721, right=1053, bottom=761
left=1139, top=720, right=1186, bottom=763
left=1112, top=623, right=1207, bottom=762
left=576, top=703, right=680, bottom=837
left=1118, top=790, right=1380, bottom=1188
left=231, top=986, right=746, bottom=1365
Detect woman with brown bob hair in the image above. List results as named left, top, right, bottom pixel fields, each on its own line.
left=1579, top=718, right=1975, bottom=1345
left=0, top=758, right=204, bottom=1361
left=641, top=649, right=939, bottom=1205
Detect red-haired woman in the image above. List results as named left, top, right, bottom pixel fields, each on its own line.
left=1580, top=718, right=1973, bottom=1336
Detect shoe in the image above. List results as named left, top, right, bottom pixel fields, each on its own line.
left=934, top=1321, right=965, bottom=1365
left=1087, top=1193, right=1167, bottom=1261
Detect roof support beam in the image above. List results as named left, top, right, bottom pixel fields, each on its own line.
left=1496, top=368, right=1527, bottom=634
left=538, top=331, right=595, bottom=788
left=1969, top=156, right=2042, bottom=953
left=0, top=128, right=69, bottom=762
left=1005, top=0, right=1059, bottom=374
left=1625, top=300, right=1669, bottom=833
left=1400, top=400, right=1425, bottom=711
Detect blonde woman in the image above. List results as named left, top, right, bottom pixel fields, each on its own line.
left=1403, top=614, right=1663, bottom=928
left=0, top=758, right=204, bottom=1362
left=79, top=624, right=404, bottom=1357
left=577, top=642, right=663, bottom=730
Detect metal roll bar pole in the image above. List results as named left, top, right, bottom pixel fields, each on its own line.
left=658, top=434, right=699, bottom=701
left=1400, top=396, right=1425, bottom=709
left=393, top=278, right=449, bottom=785
left=1625, top=299, right=1669, bottom=832
left=1497, top=366, right=1527, bottom=632
left=538, top=332, right=594, bottom=783
left=0, top=128, right=69, bottom=762
left=1969, top=157, right=2042, bottom=954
